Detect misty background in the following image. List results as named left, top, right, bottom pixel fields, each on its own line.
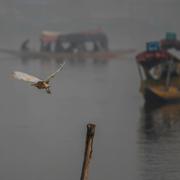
left=0, top=0, right=179, bottom=180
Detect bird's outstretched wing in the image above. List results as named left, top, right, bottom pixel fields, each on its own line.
left=12, top=71, right=41, bottom=83
left=45, top=61, right=65, bottom=83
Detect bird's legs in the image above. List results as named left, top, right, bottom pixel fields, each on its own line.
left=46, top=87, right=51, bottom=94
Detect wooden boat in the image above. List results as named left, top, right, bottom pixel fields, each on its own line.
left=0, top=48, right=135, bottom=61
left=0, top=30, right=135, bottom=61
left=142, top=84, right=180, bottom=104
left=136, top=41, right=180, bottom=104
left=0, top=49, right=135, bottom=60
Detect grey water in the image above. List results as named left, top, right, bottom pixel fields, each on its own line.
left=0, top=0, right=180, bottom=180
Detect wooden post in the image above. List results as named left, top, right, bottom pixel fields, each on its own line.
left=80, top=123, right=96, bottom=180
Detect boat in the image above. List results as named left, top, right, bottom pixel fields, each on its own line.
left=0, top=29, right=135, bottom=61
left=136, top=41, right=180, bottom=104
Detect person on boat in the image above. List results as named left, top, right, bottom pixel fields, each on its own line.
left=21, top=39, right=30, bottom=51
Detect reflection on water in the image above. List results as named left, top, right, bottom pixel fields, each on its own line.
left=138, top=103, right=180, bottom=180
left=20, top=57, right=109, bottom=66
left=140, top=103, right=180, bottom=139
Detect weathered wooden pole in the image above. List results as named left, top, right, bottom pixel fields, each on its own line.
left=80, top=123, right=96, bottom=180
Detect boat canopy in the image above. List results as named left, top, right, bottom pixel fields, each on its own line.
left=136, top=50, right=180, bottom=69
left=136, top=40, right=180, bottom=69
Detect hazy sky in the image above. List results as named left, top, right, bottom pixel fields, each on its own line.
left=0, top=0, right=179, bottom=21
left=0, top=0, right=179, bottom=49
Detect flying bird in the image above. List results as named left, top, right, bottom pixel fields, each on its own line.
left=12, top=61, right=65, bottom=94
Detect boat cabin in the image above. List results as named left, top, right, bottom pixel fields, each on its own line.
left=40, top=29, right=109, bottom=53
left=136, top=41, right=180, bottom=81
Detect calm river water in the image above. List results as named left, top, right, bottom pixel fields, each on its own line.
left=0, top=1, right=180, bottom=180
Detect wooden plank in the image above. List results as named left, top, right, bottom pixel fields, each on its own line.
left=0, top=48, right=136, bottom=60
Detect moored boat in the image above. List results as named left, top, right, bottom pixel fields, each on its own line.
left=136, top=40, right=180, bottom=104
